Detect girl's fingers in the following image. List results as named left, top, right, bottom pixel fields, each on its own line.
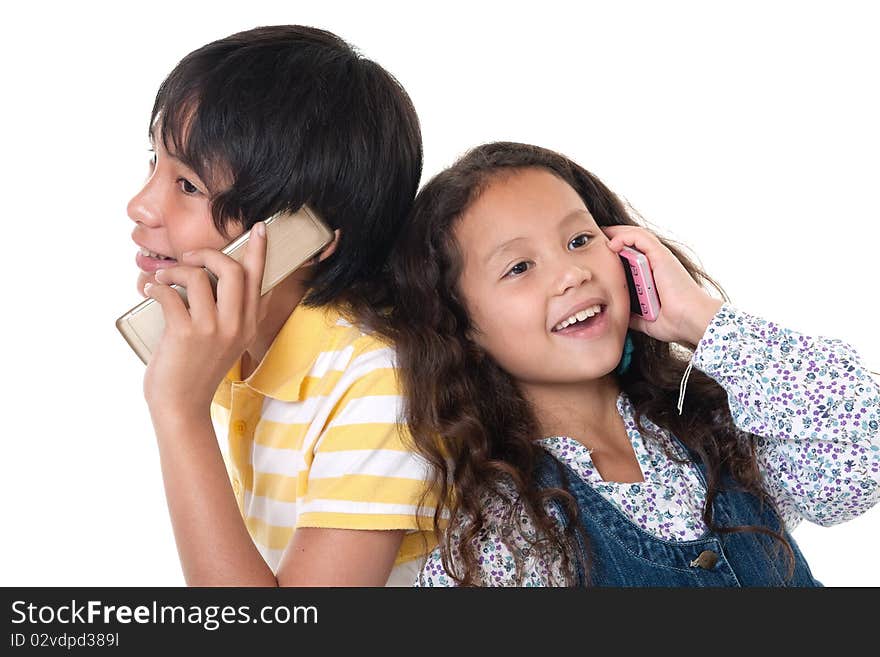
left=144, top=279, right=191, bottom=329
left=603, top=225, right=661, bottom=253
left=628, top=313, right=651, bottom=336
left=603, top=225, right=632, bottom=252
left=153, top=265, right=217, bottom=327
left=604, top=226, right=671, bottom=270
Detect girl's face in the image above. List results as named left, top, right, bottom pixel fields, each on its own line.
left=454, top=168, right=631, bottom=389
left=126, top=136, right=242, bottom=297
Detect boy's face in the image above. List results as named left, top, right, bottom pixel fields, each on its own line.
left=453, top=168, right=632, bottom=391
left=127, top=137, right=242, bottom=297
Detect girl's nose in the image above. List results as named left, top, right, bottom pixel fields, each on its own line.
left=554, top=261, right=592, bottom=296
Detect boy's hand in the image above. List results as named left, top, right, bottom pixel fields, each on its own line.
left=142, top=222, right=268, bottom=419
left=603, top=225, right=723, bottom=346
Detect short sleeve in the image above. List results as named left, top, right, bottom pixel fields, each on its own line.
left=295, top=347, right=435, bottom=536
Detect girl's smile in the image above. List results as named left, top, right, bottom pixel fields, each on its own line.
left=550, top=301, right=610, bottom=338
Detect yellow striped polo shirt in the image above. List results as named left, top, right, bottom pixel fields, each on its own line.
left=210, top=303, right=437, bottom=586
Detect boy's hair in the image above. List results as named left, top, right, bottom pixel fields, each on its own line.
left=150, top=25, right=422, bottom=308
left=383, top=141, right=795, bottom=585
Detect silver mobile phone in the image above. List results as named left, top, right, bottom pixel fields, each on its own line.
left=115, top=206, right=334, bottom=364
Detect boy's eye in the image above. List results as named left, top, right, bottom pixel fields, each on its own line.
left=505, top=261, right=531, bottom=277
left=178, top=178, right=200, bottom=195
left=568, top=234, right=591, bottom=249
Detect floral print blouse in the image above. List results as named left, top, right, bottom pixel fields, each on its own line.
left=415, top=304, right=880, bottom=586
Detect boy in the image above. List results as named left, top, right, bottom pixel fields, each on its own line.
left=127, top=25, right=433, bottom=585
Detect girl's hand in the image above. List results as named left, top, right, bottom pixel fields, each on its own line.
left=603, top=225, right=723, bottom=346
left=142, top=222, right=268, bottom=419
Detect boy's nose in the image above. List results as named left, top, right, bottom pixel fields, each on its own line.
left=126, top=183, right=162, bottom=228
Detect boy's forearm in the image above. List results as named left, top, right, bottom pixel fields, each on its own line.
left=150, top=411, right=278, bottom=586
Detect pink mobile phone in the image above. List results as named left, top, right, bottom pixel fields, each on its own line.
left=619, top=246, right=661, bottom=321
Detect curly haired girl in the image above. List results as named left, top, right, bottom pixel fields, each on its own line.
left=385, top=141, right=880, bottom=586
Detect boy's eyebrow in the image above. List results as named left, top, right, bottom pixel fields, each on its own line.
left=146, top=116, right=213, bottom=190
left=146, top=134, right=204, bottom=180
left=484, top=209, right=591, bottom=264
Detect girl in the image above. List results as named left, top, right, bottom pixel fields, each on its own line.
left=127, top=25, right=435, bottom=586
left=386, top=141, right=880, bottom=586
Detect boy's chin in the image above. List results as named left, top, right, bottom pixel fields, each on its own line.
left=136, top=270, right=154, bottom=298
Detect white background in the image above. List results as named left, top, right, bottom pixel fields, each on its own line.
left=1, top=0, right=877, bottom=586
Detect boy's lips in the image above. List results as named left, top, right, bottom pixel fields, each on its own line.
left=135, top=248, right=177, bottom=273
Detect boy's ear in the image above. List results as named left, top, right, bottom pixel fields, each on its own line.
left=314, top=229, right=341, bottom=264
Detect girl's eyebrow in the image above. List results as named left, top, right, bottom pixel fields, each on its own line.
left=484, top=236, right=528, bottom=265
left=559, top=208, right=591, bottom=227
left=484, top=209, right=591, bottom=265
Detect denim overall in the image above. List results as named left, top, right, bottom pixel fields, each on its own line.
left=536, top=437, right=822, bottom=587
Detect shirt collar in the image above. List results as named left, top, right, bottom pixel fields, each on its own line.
left=216, top=303, right=341, bottom=404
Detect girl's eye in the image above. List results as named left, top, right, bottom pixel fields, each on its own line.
left=569, top=233, right=591, bottom=249
left=505, top=261, right=531, bottom=277
left=177, top=178, right=200, bottom=195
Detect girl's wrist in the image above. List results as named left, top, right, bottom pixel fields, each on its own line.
left=680, top=296, right=724, bottom=346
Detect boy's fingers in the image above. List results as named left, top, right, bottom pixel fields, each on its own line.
left=144, top=281, right=190, bottom=329
left=242, top=222, right=268, bottom=318
left=178, top=248, right=245, bottom=325
left=154, top=265, right=218, bottom=326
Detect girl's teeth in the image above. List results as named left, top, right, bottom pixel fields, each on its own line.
left=554, top=304, right=603, bottom=331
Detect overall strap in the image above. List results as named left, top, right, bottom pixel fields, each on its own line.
left=535, top=439, right=822, bottom=587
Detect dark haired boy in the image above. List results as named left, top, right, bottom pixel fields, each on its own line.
left=127, top=25, right=433, bottom=585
